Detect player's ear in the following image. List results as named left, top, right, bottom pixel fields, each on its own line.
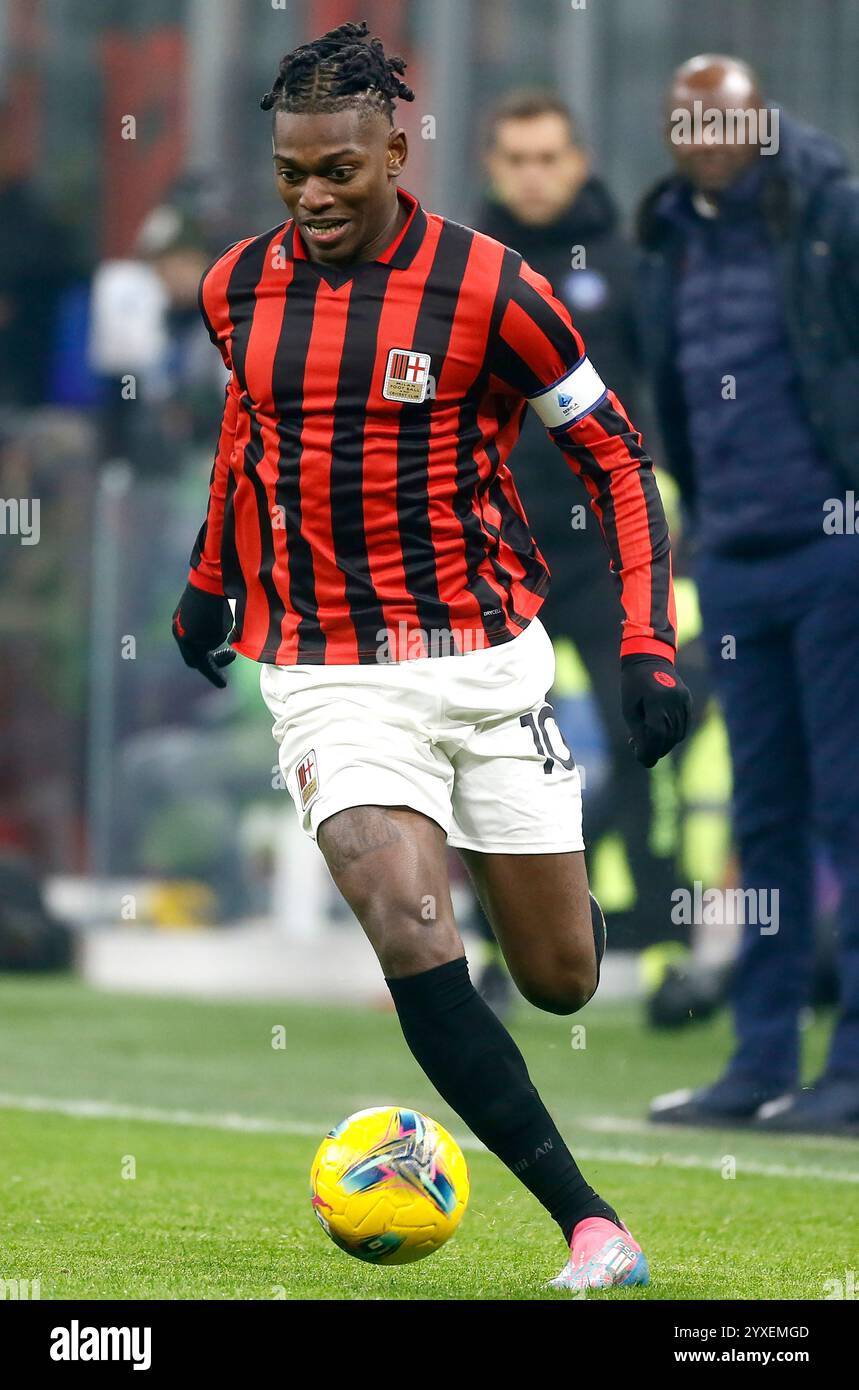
left=387, top=127, right=408, bottom=178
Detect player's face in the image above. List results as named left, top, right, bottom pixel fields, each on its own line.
left=486, top=114, right=589, bottom=226
left=272, top=108, right=407, bottom=264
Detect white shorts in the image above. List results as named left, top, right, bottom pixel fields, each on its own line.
left=259, top=616, right=584, bottom=854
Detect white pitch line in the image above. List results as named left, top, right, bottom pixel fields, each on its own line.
left=1, top=1091, right=858, bottom=1185
left=583, top=1111, right=859, bottom=1151
left=0, top=1092, right=321, bottom=1137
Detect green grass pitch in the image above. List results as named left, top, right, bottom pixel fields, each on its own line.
left=1, top=975, right=856, bottom=1300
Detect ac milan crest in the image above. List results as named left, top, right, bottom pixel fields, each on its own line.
left=382, top=348, right=432, bottom=403
left=296, top=748, right=319, bottom=809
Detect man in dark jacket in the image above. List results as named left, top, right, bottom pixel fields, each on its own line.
left=474, top=91, right=689, bottom=1012
left=640, top=56, right=859, bottom=1134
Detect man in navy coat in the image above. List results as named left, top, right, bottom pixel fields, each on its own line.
left=639, top=56, right=859, bottom=1134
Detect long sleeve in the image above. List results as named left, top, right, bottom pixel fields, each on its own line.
left=490, top=257, right=677, bottom=661
left=186, top=241, right=250, bottom=597
left=187, top=373, right=240, bottom=595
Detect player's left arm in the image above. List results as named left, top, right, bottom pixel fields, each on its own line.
left=490, top=257, right=691, bottom=766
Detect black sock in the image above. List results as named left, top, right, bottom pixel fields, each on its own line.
left=386, top=956, right=621, bottom=1245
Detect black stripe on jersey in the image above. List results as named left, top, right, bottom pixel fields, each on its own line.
left=395, top=221, right=475, bottom=645
left=511, top=272, right=577, bottom=357
left=486, top=473, right=551, bottom=599
left=386, top=200, right=429, bottom=270
left=329, top=265, right=394, bottom=657
left=487, top=248, right=523, bottom=352
left=475, top=387, right=547, bottom=602
left=488, top=256, right=583, bottom=400
left=226, top=238, right=282, bottom=653
left=452, top=387, right=550, bottom=642
left=481, top=249, right=528, bottom=388
left=483, top=254, right=553, bottom=399
left=271, top=260, right=327, bottom=659
left=451, top=400, right=520, bottom=645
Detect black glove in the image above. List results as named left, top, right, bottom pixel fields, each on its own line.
left=621, top=653, right=691, bottom=767
left=171, top=581, right=237, bottom=689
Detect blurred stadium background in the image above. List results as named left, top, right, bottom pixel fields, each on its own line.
left=0, top=0, right=856, bottom=994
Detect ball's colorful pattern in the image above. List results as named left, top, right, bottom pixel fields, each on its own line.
left=310, top=1106, right=470, bottom=1264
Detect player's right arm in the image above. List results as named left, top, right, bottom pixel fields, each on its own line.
left=171, top=244, right=251, bottom=687
left=186, top=374, right=240, bottom=598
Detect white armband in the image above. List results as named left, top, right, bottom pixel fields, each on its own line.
left=527, top=356, right=607, bottom=429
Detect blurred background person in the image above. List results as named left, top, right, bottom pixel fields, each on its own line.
left=641, top=55, right=859, bottom=1134
left=0, top=98, right=82, bottom=411
left=88, top=198, right=229, bottom=472
left=86, top=197, right=279, bottom=919
left=473, top=90, right=698, bottom=1017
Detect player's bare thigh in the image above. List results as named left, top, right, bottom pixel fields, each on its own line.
left=317, top=805, right=464, bottom=979
left=459, top=847, right=597, bottom=1014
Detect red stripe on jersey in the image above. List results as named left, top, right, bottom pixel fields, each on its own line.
left=200, top=237, right=256, bottom=368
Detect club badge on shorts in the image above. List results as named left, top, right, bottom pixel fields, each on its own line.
left=296, top=749, right=319, bottom=809
left=382, top=348, right=432, bottom=403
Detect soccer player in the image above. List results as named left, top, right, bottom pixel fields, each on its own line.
left=171, top=21, right=690, bottom=1291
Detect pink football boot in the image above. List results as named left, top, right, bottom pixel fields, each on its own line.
left=549, top=1217, right=650, bottom=1291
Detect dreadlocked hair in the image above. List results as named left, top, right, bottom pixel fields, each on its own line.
left=260, top=20, right=414, bottom=121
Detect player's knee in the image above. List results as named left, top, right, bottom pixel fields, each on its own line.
left=356, top=894, right=460, bottom=978
left=517, top=950, right=598, bottom=1016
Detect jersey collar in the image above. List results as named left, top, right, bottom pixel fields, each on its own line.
left=287, top=187, right=426, bottom=272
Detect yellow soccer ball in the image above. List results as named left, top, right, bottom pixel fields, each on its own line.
left=310, top=1106, right=470, bottom=1264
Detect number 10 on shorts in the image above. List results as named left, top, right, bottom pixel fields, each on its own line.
left=520, top=704, right=576, bottom=774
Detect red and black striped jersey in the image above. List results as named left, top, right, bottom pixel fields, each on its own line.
left=189, top=187, right=677, bottom=665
